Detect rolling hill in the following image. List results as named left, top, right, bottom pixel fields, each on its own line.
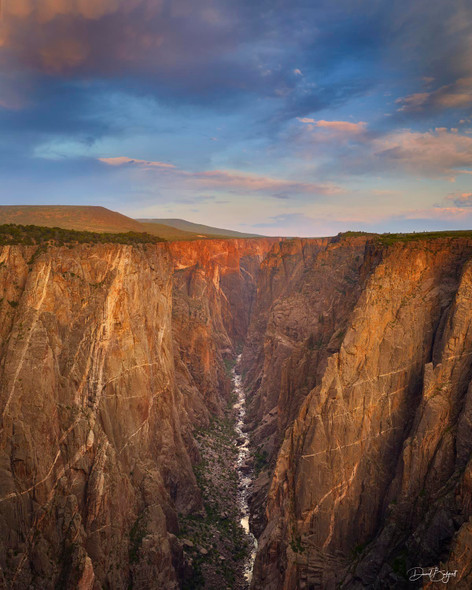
left=0, top=206, right=144, bottom=234
left=0, top=206, right=265, bottom=241
left=136, top=218, right=262, bottom=239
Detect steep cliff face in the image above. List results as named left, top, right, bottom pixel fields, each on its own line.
left=0, top=243, right=200, bottom=589
left=0, top=237, right=277, bottom=590
left=170, top=238, right=278, bottom=422
left=3, top=233, right=472, bottom=590
left=241, top=236, right=372, bottom=538
left=247, top=237, right=472, bottom=589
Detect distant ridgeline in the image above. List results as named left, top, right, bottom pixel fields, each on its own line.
left=0, top=224, right=166, bottom=246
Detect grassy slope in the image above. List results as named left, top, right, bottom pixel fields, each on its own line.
left=137, top=218, right=262, bottom=239
left=0, top=206, right=145, bottom=234
left=138, top=222, right=218, bottom=241
left=0, top=207, right=260, bottom=241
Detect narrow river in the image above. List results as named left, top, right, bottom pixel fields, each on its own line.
left=232, top=355, right=258, bottom=585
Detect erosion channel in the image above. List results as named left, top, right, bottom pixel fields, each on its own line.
left=178, top=355, right=257, bottom=590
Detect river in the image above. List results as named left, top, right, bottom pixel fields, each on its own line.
left=232, top=355, right=258, bottom=585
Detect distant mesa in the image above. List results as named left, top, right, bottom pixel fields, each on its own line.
left=0, top=205, right=143, bottom=234
left=0, top=206, right=263, bottom=241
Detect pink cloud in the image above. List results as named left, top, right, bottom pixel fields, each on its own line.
left=297, top=118, right=367, bottom=134
left=190, top=169, right=341, bottom=195
left=396, top=77, right=472, bottom=112
left=98, top=156, right=176, bottom=169
left=3, top=0, right=142, bottom=23
left=99, top=156, right=342, bottom=196
left=0, top=0, right=234, bottom=77
left=373, top=127, right=472, bottom=175
left=314, top=120, right=367, bottom=133
left=444, top=192, right=472, bottom=207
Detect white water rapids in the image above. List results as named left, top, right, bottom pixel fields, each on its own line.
left=232, top=355, right=258, bottom=585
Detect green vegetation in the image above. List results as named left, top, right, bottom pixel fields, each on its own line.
left=338, top=229, right=472, bottom=245
left=0, top=224, right=166, bottom=246
left=289, top=534, right=305, bottom=554
left=254, top=448, right=268, bottom=476
left=223, top=357, right=236, bottom=376
left=129, top=514, right=148, bottom=564
left=179, top=413, right=249, bottom=590
left=352, top=542, right=366, bottom=558
left=377, top=230, right=472, bottom=245
left=391, top=549, right=409, bottom=579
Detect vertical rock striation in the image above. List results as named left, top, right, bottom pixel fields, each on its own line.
left=3, top=233, right=472, bottom=589
left=246, top=236, right=472, bottom=589
left=0, top=243, right=201, bottom=589
left=0, top=238, right=277, bottom=589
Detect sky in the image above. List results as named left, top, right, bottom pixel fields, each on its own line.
left=0, top=0, right=472, bottom=236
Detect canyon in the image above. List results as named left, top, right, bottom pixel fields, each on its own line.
left=1, top=233, right=472, bottom=589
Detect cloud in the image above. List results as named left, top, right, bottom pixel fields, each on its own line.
left=300, top=119, right=368, bottom=134
left=0, top=0, right=247, bottom=86
left=397, top=77, right=472, bottom=112
left=372, top=127, right=472, bottom=175
left=99, top=156, right=343, bottom=196
left=444, top=192, right=472, bottom=207
left=98, top=156, right=175, bottom=169
left=289, top=121, right=472, bottom=179
left=3, top=0, right=131, bottom=22
left=291, top=119, right=369, bottom=150
left=191, top=169, right=340, bottom=195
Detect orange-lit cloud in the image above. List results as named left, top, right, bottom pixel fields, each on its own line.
left=98, top=156, right=176, bottom=169
left=99, top=156, right=342, bottom=196
left=297, top=118, right=367, bottom=134
left=3, top=0, right=139, bottom=22
left=444, top=192, right=472, bottom=207
left=373, top=127, right=472, bottom=175
left=0, top=0, right=229, bottom=76
left=397, top=77, right=472, bottom=112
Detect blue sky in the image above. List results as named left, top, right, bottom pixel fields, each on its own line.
left=1, top=0, right=472, bottom=235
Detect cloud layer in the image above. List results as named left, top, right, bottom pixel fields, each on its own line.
left=99, top=156, right=342, bottom=197
left=1, top=0, right=472, bottom=235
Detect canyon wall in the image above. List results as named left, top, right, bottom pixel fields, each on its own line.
left=169, top=238, right=278, bottom=422
left=245, top=236, right=472, bottom=589
left=0, top=238, right=276, bottom=590
left=3, top=233, right=472, bottom=589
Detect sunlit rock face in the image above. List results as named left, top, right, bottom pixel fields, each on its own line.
left=3, top=235, right=472, bottom=589
left=0, top=238, right=277, bottom=589
left=0, top=243, right=196, bottom=589
left=246, top=237, right=472, bottom=590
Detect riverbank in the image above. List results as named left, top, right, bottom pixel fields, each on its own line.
left=178, top=365, right=254, bottom=590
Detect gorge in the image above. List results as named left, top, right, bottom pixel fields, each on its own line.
left=1, top=232, right=472, bottom=589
